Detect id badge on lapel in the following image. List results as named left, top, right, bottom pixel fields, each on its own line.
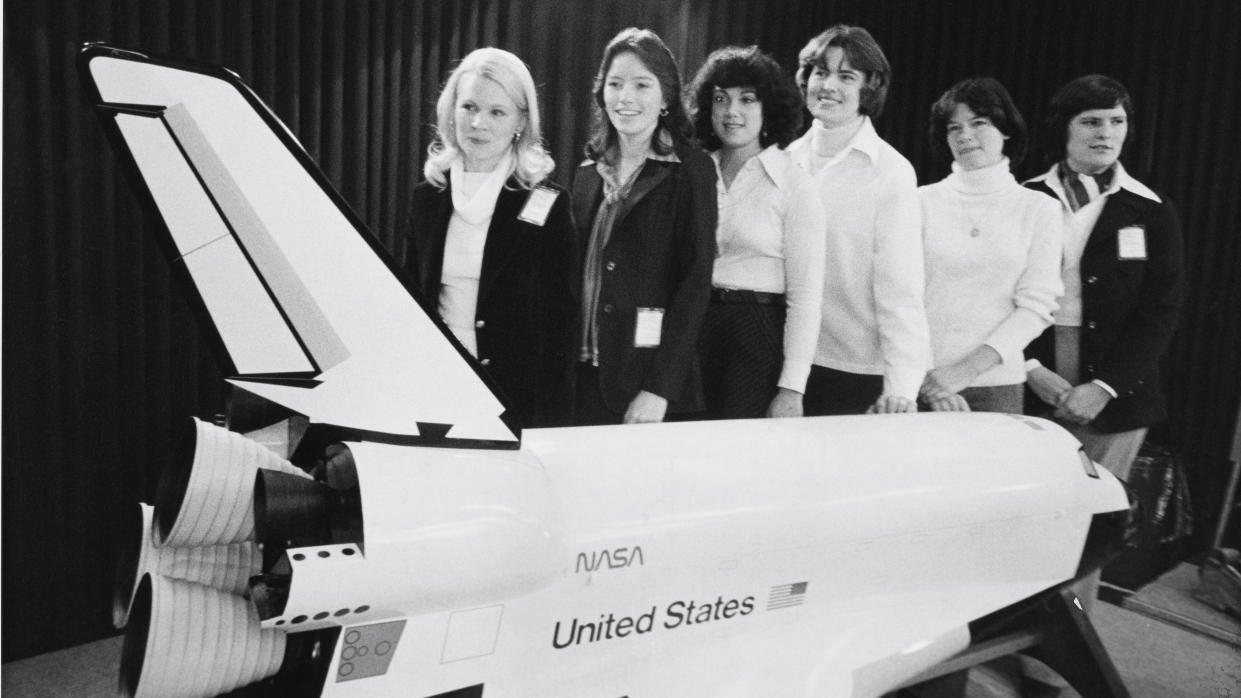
left=1117, top=225, right=1147, bottom=260
left=634, top=307, right=664, bottom=348
left=518, top=186, right=559, bottom=226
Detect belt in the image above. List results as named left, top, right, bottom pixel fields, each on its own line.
left=710, top=288, right=785, bottom=306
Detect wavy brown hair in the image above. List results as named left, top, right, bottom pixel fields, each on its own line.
left=687, top=45, right=804, bottom=151
left=584, top=27, right=692, bottom=164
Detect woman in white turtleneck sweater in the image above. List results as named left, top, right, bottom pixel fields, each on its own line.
left=918, top=78, right=1063, bottom=413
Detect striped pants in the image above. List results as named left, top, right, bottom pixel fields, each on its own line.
left=698, top=301, right=785, bottom=420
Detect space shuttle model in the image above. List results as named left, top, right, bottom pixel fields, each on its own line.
left=82, top=44, right=1136, bottom=697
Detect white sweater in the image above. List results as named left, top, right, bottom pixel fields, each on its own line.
left=919, top=159, right=1064, bottom=386
left=787, top=118, right=931, bottom=400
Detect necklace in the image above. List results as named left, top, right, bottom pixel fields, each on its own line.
left=961, top=195, right=1000, bottom=238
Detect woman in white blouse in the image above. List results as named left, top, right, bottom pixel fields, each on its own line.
left=917, top=77, right=1062, bottom=412
left=686, top=46, right=826, bottom=419
left=404, top=48, right=577, bottom=428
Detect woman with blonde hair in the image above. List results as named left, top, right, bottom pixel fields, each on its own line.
left=404, top=47, right=577, bottom=428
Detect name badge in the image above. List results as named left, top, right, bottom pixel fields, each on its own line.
left=518, top=186, right=559, bottom=226
left=634, top=307, right=664, bottom=348
left=1117, top=225, right=1147, bottom=260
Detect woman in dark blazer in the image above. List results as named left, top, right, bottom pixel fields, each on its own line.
left=572, top=28, right=717, bottom=425
left=405, top=48, right=577, bottom=428
left=1024, top=74, right=1184, bottom=481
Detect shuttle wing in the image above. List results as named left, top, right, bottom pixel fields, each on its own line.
left=79, top=44, right=518, bottom=446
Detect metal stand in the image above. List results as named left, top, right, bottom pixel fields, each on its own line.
left=1208, top=400, right=1241, bottom=549
left=1023, top=587, right=1131, bottom=698
left=896, top=584, right=1131, bottom=698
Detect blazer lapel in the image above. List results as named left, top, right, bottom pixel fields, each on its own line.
left=573, top=165, right=603, bottom=240
left=414, top=186, right=453, bottom=300
left=478, top=185, right=527, bottom=303
left=614, top=161, right=671, bottom=231
left=1086, top=191, right=1143, bottom=255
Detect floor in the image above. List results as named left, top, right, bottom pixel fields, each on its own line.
left=4, top=567, right=1239, bottom=697
left=958, top=562, right=1241, bottom=698
left=963, top=600, right=1240, bottom=697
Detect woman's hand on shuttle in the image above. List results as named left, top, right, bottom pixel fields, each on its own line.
left=868, top=395, right=917, bottom=414
left=624, top=390, right=668, bottom=424
left=920, top=347, right=1002, bottom=400
left=767, top=388, right=804, bottom=418
left=926, top=394, right=971, bottom=412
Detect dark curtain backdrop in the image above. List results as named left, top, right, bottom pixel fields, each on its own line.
left=4, top=0, right=1239, bottom=661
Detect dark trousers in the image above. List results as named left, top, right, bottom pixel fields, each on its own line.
left=803, top=364, right=884, bottom=416
left=573, top=362, right=623, bottom=426
left=957, top=384, right=1024, bottom=414
left=698, top=301, right=785, bottom=419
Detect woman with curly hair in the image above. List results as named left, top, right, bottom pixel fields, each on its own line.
left=686, top=45, right=825, bottom=419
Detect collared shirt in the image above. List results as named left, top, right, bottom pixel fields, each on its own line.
left=1024, top=161, right=1162, bottom=398
left=579, top=145, right=681, bottom=364
left=1060, top=164, right=1115, bottom=212
left=710, top=145, right=826, bottom=391
left=787, top=117, right=930, bottom=400
left=1025, top=162, right=1161, bottom=326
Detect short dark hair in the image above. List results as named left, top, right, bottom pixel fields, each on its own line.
left=796, top=25, right=891, bottom=118
left=686, top=45, right=804, bottom=150
left=928, top=77, right=1028, bottom=166
left=1041, top=74, right=1134, bottom=163
left=585, top=28, right=692, bottom=164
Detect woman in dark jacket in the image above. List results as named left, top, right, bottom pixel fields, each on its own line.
left=572, top=28, right=717, bottom=425
left=405, top=48, right=577, bottom=428
left=1024, top=74, right=1184, bottom=481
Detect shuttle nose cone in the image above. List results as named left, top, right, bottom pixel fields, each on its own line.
left=1074, top=505, right=1138, bottom=580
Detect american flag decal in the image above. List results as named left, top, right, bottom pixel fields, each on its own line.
left=767, top=581, right=809, bottom=610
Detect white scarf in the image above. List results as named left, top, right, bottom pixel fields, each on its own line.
left=449, top=152, right=513, bottom=225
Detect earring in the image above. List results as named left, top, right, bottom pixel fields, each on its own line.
left=659, top=107, right=669, bottom=117
left=513, top=130, right=522, bottom=143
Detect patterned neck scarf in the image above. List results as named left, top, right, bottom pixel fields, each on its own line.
left=579, top=157, right=647, bottom=364
left=1058, top=161, right=1116, bottom=212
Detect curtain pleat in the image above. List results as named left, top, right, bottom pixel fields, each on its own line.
left=3, top=0, right=1239, bottom=661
